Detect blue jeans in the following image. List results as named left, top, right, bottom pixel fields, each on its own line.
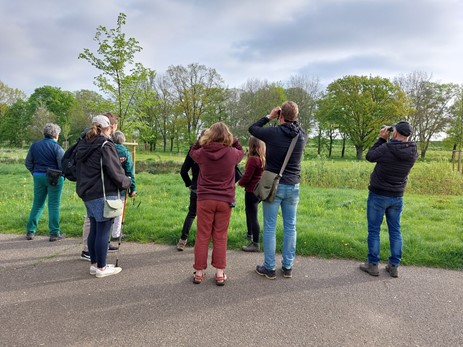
left=262, top=184, right=300, bottom=270
left=87, top=217, right=113, bottom=268
left=367, top=192, right=404, bottom=266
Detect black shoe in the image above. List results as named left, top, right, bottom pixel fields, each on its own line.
left=49, top=233, right=65, bottom=242
left=80, top=251, right=91, bottom=261
left=108, top=244, right=119, bottom=252
left=26, top=232, right=34, bottom=240
left=255, top=265, right=276, bottom=280
left=281, top=267, right=293, bottom=278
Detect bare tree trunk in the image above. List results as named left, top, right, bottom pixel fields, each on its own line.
left=355, top=145, right=363, bottom=160
left=328, top=135, right=333, bottom=158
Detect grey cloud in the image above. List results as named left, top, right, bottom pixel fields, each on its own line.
left=231, top=0, right=449, bottom=62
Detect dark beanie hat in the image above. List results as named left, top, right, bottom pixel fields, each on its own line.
left=394, top=121, right=412, bottom=137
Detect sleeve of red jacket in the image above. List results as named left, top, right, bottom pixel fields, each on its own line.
left=238, top=157, right=257, bottom=187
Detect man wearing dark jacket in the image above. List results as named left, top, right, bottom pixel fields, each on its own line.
left=249, top=101, right=308, bottom=279
left=360, top=121, right=418, bottom=278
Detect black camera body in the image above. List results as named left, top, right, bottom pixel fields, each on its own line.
left=381, top=125, right=394, bottom=132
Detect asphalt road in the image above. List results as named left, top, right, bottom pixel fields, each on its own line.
left=0, top=233, right=462, bottom=347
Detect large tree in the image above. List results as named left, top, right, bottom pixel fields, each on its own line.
left=136, top=73, right=172, bottom=152
left=321, top=75, right=407, bottom=159
left=285, top=75, right=322, bottom=131
left=0, top=81, right=27, bottom=143
left=79, top=12, right=153, bottom=130
left=395, top=71, right=458, bottom=158
left=68, top=89, right=113, bottom=142
left=165, top=63, right=225, bottom=144
left=232, top=79, right=287, bottom=139
left=0, top=99, right=30, bottom=145
left=445, top=85, right=463, bottom=157
left=28, top=85, right=76, bottom=142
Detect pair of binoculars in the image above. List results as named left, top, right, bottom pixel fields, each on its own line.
left=381, top=125, right=394, bottom=132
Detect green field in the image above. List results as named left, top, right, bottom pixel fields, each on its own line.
left=1, top=146, right=462, bottom=270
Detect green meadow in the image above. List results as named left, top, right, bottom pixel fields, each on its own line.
left=1, top=145, right=462, bottom=270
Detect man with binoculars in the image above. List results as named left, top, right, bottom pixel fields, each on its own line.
left=360, top=121, right=418, bottom=278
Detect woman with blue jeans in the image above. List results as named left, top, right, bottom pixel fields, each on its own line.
left=25, top=123, right=65, bottom=242
left=75, top=115, right=131, bottom=278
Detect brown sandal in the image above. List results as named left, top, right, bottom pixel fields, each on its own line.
left=193, top=271, right=205, bottom=284
left=215, top=273, right=227, bottom=286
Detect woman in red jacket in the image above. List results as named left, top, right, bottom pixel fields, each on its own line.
left=189, top=122, right=244, bottom=286
left=238, top=136, right=265, bottom=252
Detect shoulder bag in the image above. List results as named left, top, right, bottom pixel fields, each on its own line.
left=253, top=134, right=300, bottom=202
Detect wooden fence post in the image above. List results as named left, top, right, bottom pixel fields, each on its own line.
left=123, top=142, right=138, bottom=174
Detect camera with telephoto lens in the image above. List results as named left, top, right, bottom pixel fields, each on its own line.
left=381, top=125, right=394, bottom=132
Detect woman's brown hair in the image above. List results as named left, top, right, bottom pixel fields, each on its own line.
left=199, top=122, right=234, bottom=146
left=248, top=136, right=266, bottom=168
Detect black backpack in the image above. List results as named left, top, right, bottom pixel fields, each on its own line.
left=61, top=137, right=82, bottom=181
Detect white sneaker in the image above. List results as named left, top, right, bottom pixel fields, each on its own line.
left=90, top=264, right=115, bottom=276
left=95, top=265, right=122, bottom=278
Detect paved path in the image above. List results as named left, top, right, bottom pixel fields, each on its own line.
left=0, top=233, right=462, bottom=347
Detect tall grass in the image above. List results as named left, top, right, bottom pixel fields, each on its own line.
left=301, top=156, right=463, bottom=195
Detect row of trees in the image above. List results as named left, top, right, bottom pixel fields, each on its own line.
left=1, top=13, right=462, bottom=159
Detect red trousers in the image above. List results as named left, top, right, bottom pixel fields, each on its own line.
left=193, top=200, right=232, bottom=270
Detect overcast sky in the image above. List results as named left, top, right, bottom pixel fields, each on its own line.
left=1, top=0, right=462, bottom=96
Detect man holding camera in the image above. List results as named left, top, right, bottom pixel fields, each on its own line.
left=360, top=121, right=418, bottom=278
left=249, top=101, right=308, bottom=279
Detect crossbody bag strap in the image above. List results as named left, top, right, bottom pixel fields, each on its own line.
left=278, top=133, right=300, bottom=177
left=100, top=141, right=120, bottom=200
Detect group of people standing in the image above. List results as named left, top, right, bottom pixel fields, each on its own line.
left=177, top=101, right=309, bottom=284
left=24, top=100, right=418, bottom=283
left=25, top=113, right=136, bottom=278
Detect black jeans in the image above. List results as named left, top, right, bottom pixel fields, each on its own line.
left=245, top=191, right=261, bottom=243
left=180, top=190, right=197, bottom=240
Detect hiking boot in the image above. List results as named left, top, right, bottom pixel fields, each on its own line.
left=26, top=232, right=34, bottom=240
left=281, top=267, right=293, bottom=278
left=242, top=242, right=260, bottom=252
left=90, top=264, right=115, bottom=276
left=359, top=262, right=379, bottom=276
left=177, top=238, right=187, bottom=251
left=255, top=265, right=276, bottom=279
left=95, top=266, right=122, bottom=278
left=49, top=233, right=65, bottom=242
left=385, top=263, right=399, bottom=278
left=108, top=244, right=119, bottom=252
left=80, top=251, right=91, bottom=261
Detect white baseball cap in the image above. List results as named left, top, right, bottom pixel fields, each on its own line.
left=92, top=115, right=111, bottom=128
